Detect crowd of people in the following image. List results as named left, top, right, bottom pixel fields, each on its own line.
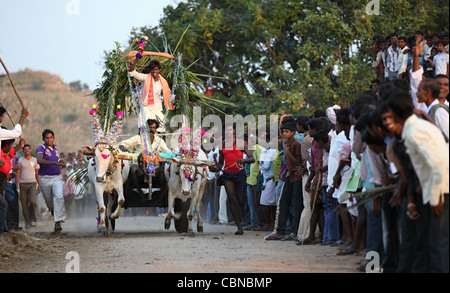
left=202, top=35, right=449, bottom=273
left=1, top=31, right=448, bottom=273
left=0, top=121, right=97, bottom=233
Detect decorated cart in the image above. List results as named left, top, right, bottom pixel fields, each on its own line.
left=75, top=33, right=227, bottom=235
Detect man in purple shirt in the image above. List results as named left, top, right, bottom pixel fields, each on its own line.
left=36, top=129, right=66, bottom=232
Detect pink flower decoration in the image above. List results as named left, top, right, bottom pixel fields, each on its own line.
left=116, top=111, right=123, bottom=118
left=101, top=154, right=109, bottom=160
left=89, top=109, right=96, bottom=115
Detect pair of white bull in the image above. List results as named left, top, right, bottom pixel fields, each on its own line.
left=82, top=144, right=208, bottom=237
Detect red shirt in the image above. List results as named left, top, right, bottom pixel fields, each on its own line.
left=223, top=143, right=243, bottom=172
left=0, top=148, right=15, bottom=174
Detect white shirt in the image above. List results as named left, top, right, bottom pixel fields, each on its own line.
left=207, top=147, right=219, bottom=179
left=398, top=46, right=410, bottom=75
left=433, top=52, right=449, bottom=76
left=373, top=50, right=384, bottom=68
left=18, top=156, right=39, bottom=183
left=119, top=134, right=171, bottom=155
left=0, top=124, right=22, bottom=140
left=0, top=124, right=22, bottom=157
left=402, top=114, right=449, bottom=206
left=327, top=130, right=349, bottom=186
left=129, top=70, right=163, bottom=112
left=349, top=126, right=359, bottom=168
left=409, top=66, right=427, bottom=111
left=386, top=45, right=401, bottom=72
left=427, top=99, right=449, bottom=139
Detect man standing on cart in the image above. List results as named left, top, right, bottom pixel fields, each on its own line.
left=128, top=59, right=174, bottom=133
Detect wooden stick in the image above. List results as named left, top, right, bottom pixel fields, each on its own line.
left=0, top=102, right=16, bottom=126
left=334, top=184, right=397, bottom=212
left=0, top=56, right=29, bottom=121
left=117, top=154, right=135, bottom=161
left=352, top=184, right=396, bottom=198
left=162, top=157, right=216, bottom=167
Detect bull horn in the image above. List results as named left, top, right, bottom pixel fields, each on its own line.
left=81, top=146, right=95, bottom=156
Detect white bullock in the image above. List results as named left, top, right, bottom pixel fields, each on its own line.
left=164, top=149, right=209, bottom=237
left=82, top=144, right=130, bottom=235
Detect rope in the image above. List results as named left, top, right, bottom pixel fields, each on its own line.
left=223, top=161, right=244, bottom=171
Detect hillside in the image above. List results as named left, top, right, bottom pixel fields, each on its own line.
left=0, top=69, right=139, bottom=155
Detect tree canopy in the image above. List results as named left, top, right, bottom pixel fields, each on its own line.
left=129, top=0, right=448, bottom=117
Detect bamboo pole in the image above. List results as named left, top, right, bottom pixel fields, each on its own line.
left=0, top=57, right=29, bottom=121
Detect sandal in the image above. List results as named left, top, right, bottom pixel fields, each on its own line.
left=54, top=221, right=62, bottom=232
left=337, top=246, right=356, bottom=255
left=281, top=233, right=297, bottom=241
left=264, top=232, right=284, bottom=240
left=297, top=238, right=316, bottom=245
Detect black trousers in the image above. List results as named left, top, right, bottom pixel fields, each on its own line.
left=276, top=177, right=303, bottom=235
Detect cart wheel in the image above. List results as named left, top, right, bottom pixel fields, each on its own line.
left=174, top=198, right=190, bottom=233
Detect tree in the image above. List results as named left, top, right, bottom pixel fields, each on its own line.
left=132, top=0, right=448, bottom=117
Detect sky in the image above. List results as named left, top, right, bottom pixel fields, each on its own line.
left=0, top=0, right=180, bottom=90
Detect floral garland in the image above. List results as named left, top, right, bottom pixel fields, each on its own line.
left=89, top=104, right=123, bottom=146
left=177, top=127, right=206, bottom=159
left=126, top=72, right=157, bottom=175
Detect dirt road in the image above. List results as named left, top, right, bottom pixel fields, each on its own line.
left=1, top=214, right=363, bottom=274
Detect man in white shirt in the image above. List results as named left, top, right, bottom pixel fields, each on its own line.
left=433, top=41, right=449, bottom=77
left=410, top=39, right=430, bottom=111
left=0, top=107, right=29, bottom=155
left=435, top=74, right=449, bottom=105
left=387, top=91, right=449, bottom=273
left=118, top=119, right=171, bottom=201
left=398, top=36, right=410, bottom=79
left=386, top=33, right=400, bottom=80
left=16, top=144, right=40, bottom=229
left=416, top=78, right=449, bottom=140
left=128, top=59, right=174, bottom=132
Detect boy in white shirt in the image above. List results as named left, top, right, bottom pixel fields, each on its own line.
left=433, top=41, right=449, bottom=76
